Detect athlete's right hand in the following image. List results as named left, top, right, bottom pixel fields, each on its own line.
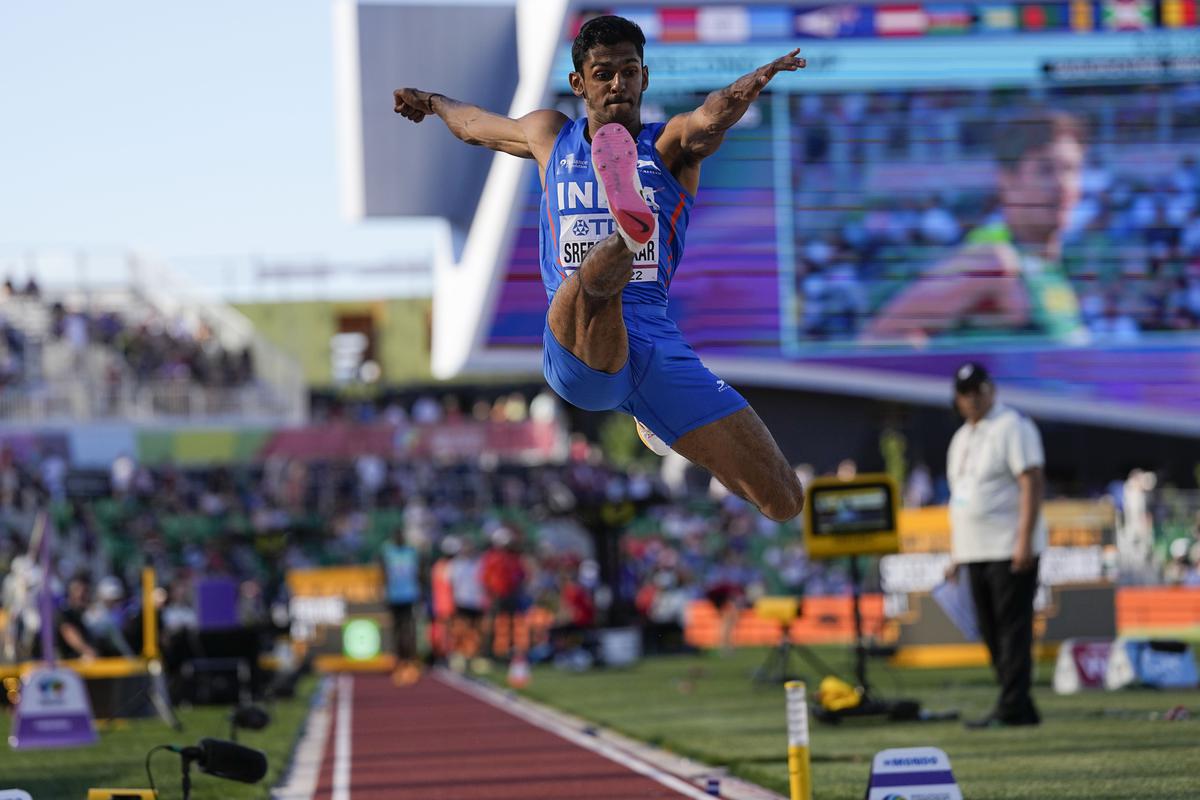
left=394, top=88, right=438, bottom=122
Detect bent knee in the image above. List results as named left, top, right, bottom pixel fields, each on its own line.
left=760, top=481, right=805, bottom=522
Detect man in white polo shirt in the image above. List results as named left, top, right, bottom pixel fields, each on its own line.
left=945, top=362, right=1046, bottom=728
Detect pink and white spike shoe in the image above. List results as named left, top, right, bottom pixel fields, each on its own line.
left=591, top=122, right=655, bottom=252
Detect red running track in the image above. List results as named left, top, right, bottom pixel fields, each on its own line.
left=310, top=673, right=706, bottom=800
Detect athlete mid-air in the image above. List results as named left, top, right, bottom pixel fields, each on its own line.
left=395, top=15, right=806, bottom=521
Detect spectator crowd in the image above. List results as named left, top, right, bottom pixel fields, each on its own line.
left=2, top=278, right=255, bottom=392
left=1, top=401, right=1197, bottom=675
left=47, top=300, right=255, bottom=389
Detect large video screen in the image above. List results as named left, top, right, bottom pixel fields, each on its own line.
left=486, top=3, right=1200, bottom=426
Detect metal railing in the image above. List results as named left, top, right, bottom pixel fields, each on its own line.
left=126, top=253, right=306, bottom=423
left=0, top=377, right=294, bottom=423
left=0, top=249, right=307, bottom=423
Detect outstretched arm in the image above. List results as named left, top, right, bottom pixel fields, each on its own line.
left=860, top=244, right=1031, bottom=342
left=659, top=49, right=805, bottom=167
left=394, top=88, right=567, bottom=165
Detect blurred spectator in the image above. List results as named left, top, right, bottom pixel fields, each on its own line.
left=355, top=454, right=386, bottom=508
left=110, top=453, right=136, bottom=497
left=1175, top=154, right=1200, bottom=193
left=39, top=452, right=67, bottom=503
left=1081, top=152, right=1112, bottom=196
left=85, top=575, right=134, bottom=657
left=383, top=400, right=409, bottom=426
left=704, top=550, right=753, bottom=656
left=64, top=311, right=89, bottom=360
left=448, top=537, right=486, bottom=671
left=1163, top=537, right=1194, bottom=585
left=498, top=393, right=529, bottom=423
left=412, top=395, right=442, bottom=424
left=529, top=390, right=561, bottom=423
left=0, top=449, right=21, bottom=510
left=481, top=526, right=527, bottom=660
left=161, top=577, right=199, bottom=637
left=635, top=566, right=690, bottom=653
left=919, top=196, right=961, bottom=245
left=55, top=575, right=98, bottom=661
left=381, top=526, right=423, bottom=685
left=1180, top=210, right=1200, bottom=255
left=2, top=553, right=40, bottom=661
left=1091, top=295, right=1141, bottom=342
left=1119, top=469, right=1157, bottom=584
left=429, top=536, right=458, bottom=661
left=905, top=461, right=934, bottom=507
left=403, top=499, right=437, bottom=551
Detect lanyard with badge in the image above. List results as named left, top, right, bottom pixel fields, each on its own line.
left=951, top=423, right=981, bottom=508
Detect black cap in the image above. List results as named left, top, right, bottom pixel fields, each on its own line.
left=953, top=361, right=991, bottom=394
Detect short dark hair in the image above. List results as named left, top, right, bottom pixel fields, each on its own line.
left=571, top=15, right=646, bottom=72
left=993, top=107, right=1086, bottom=172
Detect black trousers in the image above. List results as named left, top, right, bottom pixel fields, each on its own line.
left=967, top=558, right=1040, bottom=721
left=390, top=603, right=418, bottom=662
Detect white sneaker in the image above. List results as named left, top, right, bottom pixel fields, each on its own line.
left=635, top=418, right=672, bottom=457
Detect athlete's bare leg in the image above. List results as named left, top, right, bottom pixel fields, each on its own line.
left=546, top=234, right=634, bottom=374
left=547, top=240, right=803, bottom=521
left=671, top=406, right=805, bottom=522
left=546, top=125, right=802, bottom=521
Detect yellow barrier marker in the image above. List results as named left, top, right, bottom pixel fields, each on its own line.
left=142, top=564, right=158, bottom=661
left=87, top=790, right=157, bottom=799
left=785, top=680, right=812, bottom=800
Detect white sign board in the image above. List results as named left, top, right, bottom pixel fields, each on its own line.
left=1053, top=638, right=1113, bottom=694
left=8, top=667, right=97, bottom=750
left=867, top=747, right=963, bottom=800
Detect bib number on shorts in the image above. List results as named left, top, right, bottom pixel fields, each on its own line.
left=564, top=267, right=658, bottom=283
left=559, top=213, right=660, bottom=282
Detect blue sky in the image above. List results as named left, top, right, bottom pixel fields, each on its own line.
left=0, top=1, right=442, bottom=290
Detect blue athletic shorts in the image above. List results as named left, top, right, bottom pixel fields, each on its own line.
left=542, top=303, right=748, bottom=447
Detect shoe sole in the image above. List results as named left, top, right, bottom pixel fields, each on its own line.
left=636, top=418, right=672, bottom=457
left=592, top=123, right=654, bottom=247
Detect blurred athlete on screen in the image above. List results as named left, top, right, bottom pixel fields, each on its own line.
left=395, top=15, right=806, bottom=521
left=864, top=108, right=1087, bottom=343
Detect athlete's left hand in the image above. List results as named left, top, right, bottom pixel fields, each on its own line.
left=735, top=49, right=806, bottom=101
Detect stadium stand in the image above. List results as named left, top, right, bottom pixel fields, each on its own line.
left=0, top=251, right=305, bottom=422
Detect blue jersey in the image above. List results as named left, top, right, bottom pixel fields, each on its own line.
left=539, top=118, right=694, bottom=306
left=381, top=542, right=420, bottom=605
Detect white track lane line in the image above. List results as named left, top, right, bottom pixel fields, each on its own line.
left=271, top=677, right=335, bottom=800
left=436, top=670, right=718, bottom=800
left=332, top=674, right=353, bottom=800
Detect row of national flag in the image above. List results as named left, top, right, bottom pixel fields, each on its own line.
left=571, top=1, right=1199, bottom=42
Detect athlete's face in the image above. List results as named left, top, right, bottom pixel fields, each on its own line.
left=998, top=135, right=1084, bottom=242
left=569, top=42, right=648, bottom=130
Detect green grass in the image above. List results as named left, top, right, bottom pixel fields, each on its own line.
left=509, top=648, right=1200, bottom=800
left=1, top=677, right=318, bottom=799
